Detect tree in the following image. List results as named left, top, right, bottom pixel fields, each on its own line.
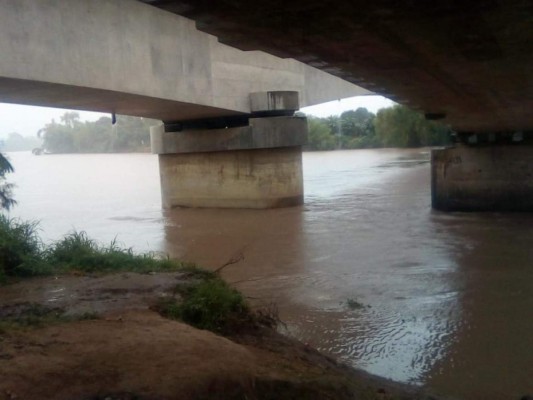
left=0, top=153, right=16, bottom=210
left=0, top=132, right=41, bottom=152
left=304, top=117, right=337, bottom=151
left=112, top=115, right=153, bottom=152
left=324, top=115, right=340, bottom=136
left=38, top=119, right=77, bottom=153
left=37, top=112, right=159, bottom=154
left=60, top=112, right=81, bottom=129
left=374, top=105, right=451, bottom=147
left=340, top=108, right=375, bottom=138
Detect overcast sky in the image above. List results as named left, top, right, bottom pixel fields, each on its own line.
left=0, top=95, right=394, bottom=139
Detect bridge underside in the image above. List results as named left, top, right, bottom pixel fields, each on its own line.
left=143, top=0, right=533, bottom=133
left=142, top=0, right=533, bottom=211
left=2, top=0, right=532, bottom=211
left=0, top=78, right=236, bottom=122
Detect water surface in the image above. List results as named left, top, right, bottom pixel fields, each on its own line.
left=5, top=149, right=533, bottom=399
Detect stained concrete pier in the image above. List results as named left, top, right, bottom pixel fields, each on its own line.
left=432, top=144, right=533, bottom=211
left=151, top=92, right=307, bottom=209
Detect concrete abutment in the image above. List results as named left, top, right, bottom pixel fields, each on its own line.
left=432, top=144, right=533, bottom=211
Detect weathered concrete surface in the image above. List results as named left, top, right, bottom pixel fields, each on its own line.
left=0, top=0, right=369, bottom=121
left=153, top=107, right=307, bottom=209
left=159, top=147, right=304, bottom=209
left=250, top=91, right=299, bottom=113
left=151, top=116, right=307, bottom=154
left=432, top=145, right=533, bottom=211
left=145, top=0, right=533, bottom=133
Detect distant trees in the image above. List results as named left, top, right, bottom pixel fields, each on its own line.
left=0, top=132, right=41, bottom=152
left=0, top=153, right=15, bottom=210
left=307, top=117, right=337, bottom=151
left=374, top=105, right=451, bottom=147
left=37, top=112, right=159, bottom=154
left=33, top=106, right=450, bottom=154
left=304, top=105, right=452, bottom=151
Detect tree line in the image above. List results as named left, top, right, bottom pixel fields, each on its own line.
left=9, top=104, right=451, bottom=155
left=0, top=132, right=42, bottom=152
left=303, top=104, right=452, bottom=151
left=36, top=112, right=159, bottom=154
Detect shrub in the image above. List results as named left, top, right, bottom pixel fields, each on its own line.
left=159, top=277, right=249, bottom=333
left=0, top=215, right=47, bottom=278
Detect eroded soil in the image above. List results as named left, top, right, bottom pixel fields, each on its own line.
left=0, top=273, right=448, bottom=400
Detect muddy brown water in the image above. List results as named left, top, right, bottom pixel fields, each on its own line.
left=4, top=149, right=533, bottom=400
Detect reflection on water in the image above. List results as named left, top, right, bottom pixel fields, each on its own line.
left=426, top=213, right=533, bottom=399
left=5, top=149, right=533, bottom=399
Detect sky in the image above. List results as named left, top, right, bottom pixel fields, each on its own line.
left=301, top=95, right=395, bottom=118
left=0, top=95, right=395, bottom=139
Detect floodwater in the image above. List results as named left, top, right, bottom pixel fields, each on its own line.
left=4, top=149, right=533, bottom=399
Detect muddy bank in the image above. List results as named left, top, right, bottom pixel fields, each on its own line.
left=0, top=272, right=188, bottom=316
left=0, top=273, right=448, bottom=400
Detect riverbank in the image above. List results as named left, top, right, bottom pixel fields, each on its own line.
left=0, top=218, right=446, bottom=399
left=0, top=271, right=447, bottom=400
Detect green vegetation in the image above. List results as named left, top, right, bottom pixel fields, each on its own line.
left=0, top=216, right=42, bottom=279
left=0, top=302, right=98, bottom=333
left=33, top=105, right=449, bottom=154
left=374, top=105, right=451, bottom=147
left=45, top=231, right=183, bottom=274
left=304, top=105, right=452, bottom=151
left=0, top=215, right=253, bottom=336
left=157, top=276, right=249, bottom=334
left=0, top=215, right=189, bottom=282
left=37, top=112, right=159, bottom=154
left=0, top=153, right=16, bottom=210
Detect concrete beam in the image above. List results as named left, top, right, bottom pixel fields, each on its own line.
left=0, top=0, right=370, bottom=120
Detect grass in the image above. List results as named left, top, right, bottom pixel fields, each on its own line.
left=0, top=216, right=255, bottom=336
left=0, top=216, right=191, bottom=281
left=0, top=215, right=45, bottom=280
left=45, top=231, right=187, bottom=274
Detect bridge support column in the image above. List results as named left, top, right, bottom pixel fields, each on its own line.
left=151, top=113, right=307, bottom=209
left=432, top=139, right=533, bottom=211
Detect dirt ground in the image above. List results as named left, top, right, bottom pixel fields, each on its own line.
left=0, top=273, right=449, bottom=400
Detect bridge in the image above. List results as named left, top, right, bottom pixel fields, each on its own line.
left=1, top=0, right=532, bottom=210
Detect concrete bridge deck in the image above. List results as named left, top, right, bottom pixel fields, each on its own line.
left=0, top=0, right=368, bottom=122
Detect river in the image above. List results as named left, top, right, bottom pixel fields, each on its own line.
left=4, top=149, right=533, bottom=400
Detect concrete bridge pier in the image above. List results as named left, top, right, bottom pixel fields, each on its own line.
left=151, top=91, right=307, bottom=209
left=432, top=134, right=533, bottom=211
